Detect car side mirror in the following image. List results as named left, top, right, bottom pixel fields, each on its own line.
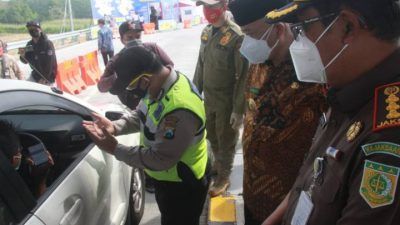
left=105, top=111, right=123, bottom=121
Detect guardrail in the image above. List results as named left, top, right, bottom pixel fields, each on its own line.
left=7, top=28, right=93, bottom=51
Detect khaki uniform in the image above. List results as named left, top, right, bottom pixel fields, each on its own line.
left=193, top=18, right=248, bottom=178
left=0, top=54, right=23, bottom=80
left=242, top=61, right=326, bottom=222
left=283, top=50, right=400, bottom=225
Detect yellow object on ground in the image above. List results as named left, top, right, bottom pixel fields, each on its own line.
left=209, top=195, right=236, bottom=223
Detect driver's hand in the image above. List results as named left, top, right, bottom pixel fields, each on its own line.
left=26, top=150, right=54, bottom=167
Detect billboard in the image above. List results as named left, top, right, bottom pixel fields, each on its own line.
left=90, top=0, right=168, bottom=24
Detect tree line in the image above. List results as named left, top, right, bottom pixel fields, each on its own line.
left=0, top=0, right=92, bottom=24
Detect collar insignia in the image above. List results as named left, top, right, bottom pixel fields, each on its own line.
left=346, top=121, right=363, bottom=142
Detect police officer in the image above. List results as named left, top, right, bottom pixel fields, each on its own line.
left=83, top=46, right=209, bottom=225
left=18, top=21, right=57, bottom=85
left=263, top=0, right=400, bottom=224
left=194, top=0, right=248, bottom=197
left=228, top=0, right=327, bottom=224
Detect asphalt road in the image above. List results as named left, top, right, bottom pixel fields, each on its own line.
left=19, top=24, right=245, bottom=225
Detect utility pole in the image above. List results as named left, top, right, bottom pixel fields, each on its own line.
left=61, top=0, right=75, bottom=32
left=68, top=0, right=74, bottom=31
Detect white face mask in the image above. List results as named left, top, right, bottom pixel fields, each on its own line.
left=289, top=16, right=348, bottom=83
left=240, top=26, right=278, bottom=64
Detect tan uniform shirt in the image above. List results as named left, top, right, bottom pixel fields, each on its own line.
left=193, top=18, right=248, bottom=114
left=283, top=50, right=400, bottom=225
left=0, top=54, right=23, bottom=80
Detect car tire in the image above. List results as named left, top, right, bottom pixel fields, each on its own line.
left=126, top=168, right=145, bottom=225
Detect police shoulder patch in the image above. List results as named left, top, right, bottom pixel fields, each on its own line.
left=362, top=142, right=400, bottom=158
left=162, top=115, right=179, bottom=140
left=373, top=82, right=400, bottom=132
left=360, top=160, right=400, bottom=208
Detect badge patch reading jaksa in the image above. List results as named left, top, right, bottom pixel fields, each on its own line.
left=362, top=142, right=400, bottom=158
left=360, top=160, right=399, bottom=208
left=373, top=82, right=400, bottom=131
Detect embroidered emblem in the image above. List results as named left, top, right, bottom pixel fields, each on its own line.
left=163, top=116, right=179, bottom=140
left=360, top=160, right=399, bottom=208
left=362, top=142, right=400, bottom=158
left=346, top=121, right=363, bottom=142
left=220, top=32, right=232, bottom=46
left=153, top=103, right=164, bottom=121
left=373, top=83, right=400, bottom=131
left=201, top=32, right=208, bottom=42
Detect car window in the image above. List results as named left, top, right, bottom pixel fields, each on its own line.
left=0, top=197, right=15, bottom=225
left=0, top=104, right=92, bottom=201
left=3, top=105, right=69, bottom=114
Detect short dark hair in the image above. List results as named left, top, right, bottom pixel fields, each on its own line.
left=314, top=0, right=400, bottom=42
left=98, top=19, right=105, bottom=25
left=0, top=120, right=21, bottom=160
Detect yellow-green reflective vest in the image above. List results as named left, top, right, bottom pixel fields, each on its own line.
left=140, top=73, right=207, bottom=182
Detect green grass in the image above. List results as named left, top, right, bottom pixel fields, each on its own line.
left=0, top=18, right=94, bottom=34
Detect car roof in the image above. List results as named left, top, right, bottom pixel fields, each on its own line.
left=0, top=80, right=98, bottom=113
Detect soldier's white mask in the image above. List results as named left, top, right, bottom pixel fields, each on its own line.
left=240, top=26, right=278, bottom=64
left=289, top=16, right=348, bottom=83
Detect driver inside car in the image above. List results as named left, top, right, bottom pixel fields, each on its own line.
left=0, top=120, right=54, bottom=198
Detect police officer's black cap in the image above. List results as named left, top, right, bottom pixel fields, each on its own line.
left=110, top=46, right=160, bottom=95
left=26, top=21, right=41, bottom=28
left=229, top=0, right=289, bottom=26
left=119, top=21, right=143, bottom=37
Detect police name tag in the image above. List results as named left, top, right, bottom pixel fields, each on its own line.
left=291, top=191, right=314, bottom=225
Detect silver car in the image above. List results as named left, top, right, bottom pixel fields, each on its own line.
left=0, top=80, right=145, bottom=225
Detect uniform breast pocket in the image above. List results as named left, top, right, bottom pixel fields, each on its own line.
left=212, top=45, right=231, bottom=68
left=312, top=164, right=341, bottom=203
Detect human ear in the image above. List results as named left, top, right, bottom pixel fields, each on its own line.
left=339, top=10, right=362, bottom=44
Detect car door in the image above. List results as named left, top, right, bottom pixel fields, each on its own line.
left=0, top=89, right=136, bottom=225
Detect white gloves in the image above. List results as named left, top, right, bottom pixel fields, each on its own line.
left=230, top=112, right=243, bottom=130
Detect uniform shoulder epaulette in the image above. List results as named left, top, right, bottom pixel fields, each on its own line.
left=373, top=81, right=400, bottom=132
left=226, top=19, right=242, bottom=36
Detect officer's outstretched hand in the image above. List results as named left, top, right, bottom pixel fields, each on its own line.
left=230, top=112, right=243, bottom=130
left=83, top=113, right=116, bottom=135
left=83, top=116, right=118, bottom=154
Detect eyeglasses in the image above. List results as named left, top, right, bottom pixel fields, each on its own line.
left=290, top=13, right=337, bottom=40
left=126, top=74, right=152, bottom=91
